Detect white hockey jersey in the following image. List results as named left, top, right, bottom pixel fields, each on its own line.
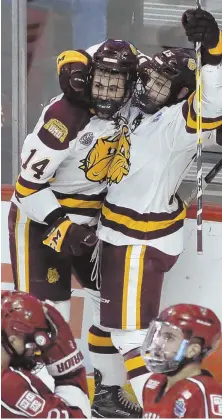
left=12, top=93, right=130, bottom=226
left=97, top=63, right=222, bottom=255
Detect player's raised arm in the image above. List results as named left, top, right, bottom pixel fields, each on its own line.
left=14, top=50, right=92, bottom=224
left=182, top=8, right=222, bottom=130
left=12, top=50, right=98, bottom=258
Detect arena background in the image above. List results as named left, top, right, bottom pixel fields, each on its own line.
left=1, top=0, right=222, bottom=395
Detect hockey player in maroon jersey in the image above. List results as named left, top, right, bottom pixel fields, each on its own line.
left=140, top=304, right=222, bottom=418
left=1, top=290, right=91, bottom=418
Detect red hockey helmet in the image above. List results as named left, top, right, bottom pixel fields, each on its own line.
left=159, top=304, right=221, bottom=350
left=1, top=290, right=48, bottom=337
left=1, top=291, right=49, bottom=368
left=141, top=304, right=221, bottom=374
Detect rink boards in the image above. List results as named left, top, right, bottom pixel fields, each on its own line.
left=1, top=188, right=222, bottom=382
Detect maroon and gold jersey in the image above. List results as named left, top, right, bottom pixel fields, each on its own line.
left=12, top=93, right=130, bottom=226
left=98, top=63, right=222, bottom=255
left=142, top=371, right=222, bottom=418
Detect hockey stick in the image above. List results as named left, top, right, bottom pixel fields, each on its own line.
left=184, top=158, right=222, bottom=207
left=195, top=0, right=203, bottom=253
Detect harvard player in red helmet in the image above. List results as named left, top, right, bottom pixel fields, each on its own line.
left=139, top=304, right=222, bottom=418
left=1, top=290, right=91, bottom=418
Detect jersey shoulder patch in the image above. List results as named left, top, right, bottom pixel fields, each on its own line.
left=15, top=391, right=46, bottom=417
left=210, top=394, right=222, bottom=416
left=38, top=95, right=92, bottom=150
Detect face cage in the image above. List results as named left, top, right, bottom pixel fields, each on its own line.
left=91, top=67, right=134, bottom=119
left=133, top=68, right=173, bottom=114
left=141, top=320, right=190, bottom=374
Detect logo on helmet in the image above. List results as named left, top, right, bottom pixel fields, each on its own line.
left=187, top=58, right=196, bottom=71
left=35, top=334, right=47, bottom=346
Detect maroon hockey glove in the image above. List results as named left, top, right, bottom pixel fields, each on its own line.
left=42, top=216, right=98, bottom=256
left=57, top=49, right=92, bottom=104
left=182, top=9, right=222, bottom=65
left=34, top=303, right=84, bottom=378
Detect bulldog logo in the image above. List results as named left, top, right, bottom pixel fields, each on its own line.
left=107, top=125, right=131, bottom=185
left=79, top=132, right=120, bottom=182
left=47, top=267, right=60, bottom=284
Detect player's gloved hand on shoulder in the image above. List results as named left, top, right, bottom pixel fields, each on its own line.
left=42, top=216, right=98, bottom=256
left=182, top=8, right=222, bottom=65
left=57, top=49, right=92, bottom=104
left=34, top=303, right=85, bottom=379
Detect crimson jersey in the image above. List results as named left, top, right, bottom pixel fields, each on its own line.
left=1, top=366, right=91, bottom=418
left=143, top=371, right=222, bottom=418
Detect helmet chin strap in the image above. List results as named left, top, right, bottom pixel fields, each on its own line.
left=166, top=356, right=200, bottom=377
left=93, top=99, right=121, bottom=119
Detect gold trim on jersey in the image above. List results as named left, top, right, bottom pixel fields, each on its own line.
left=136, top=246, right=146, bottom=329
left=209, top=31, right=222, bottom=55
left=124, top=354, right=146, bottom=373
left=57, top=197, right=103, bottom=210
left=88, top=332, right=113, bottom=347
left=185, top=92, right=222, bottom=131
left=122, top=246, right=133, bottom=329
left=53, top=191, right=106, bottom=217
left=15, top=180, right=37, bottom=197
left=15, top=209, right=30, bottom=292
left=122, top=245, right=146, bottom=330
left=101, top=201, right=186, bottom=240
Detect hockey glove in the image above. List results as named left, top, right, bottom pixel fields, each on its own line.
left=57, top=49, right=92, bottom=104
left=182, top=9, right=222, bottom=65
left=42, top=216, right=98, bottom=256
left=34, top=303, right=87, bottom=387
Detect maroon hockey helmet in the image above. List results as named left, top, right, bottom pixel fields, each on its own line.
left=141, top=303, right=221, bottom=374
left=91, top=39, right=138, bottom=118
left=135, top=47, right=196, bottom=114
left=93, top=39, right=138, bottom=73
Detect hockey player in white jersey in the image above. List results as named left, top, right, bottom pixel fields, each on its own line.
left=8, top=42, right=143, bottom=417
left=87, top=8, right=222, bottom=414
